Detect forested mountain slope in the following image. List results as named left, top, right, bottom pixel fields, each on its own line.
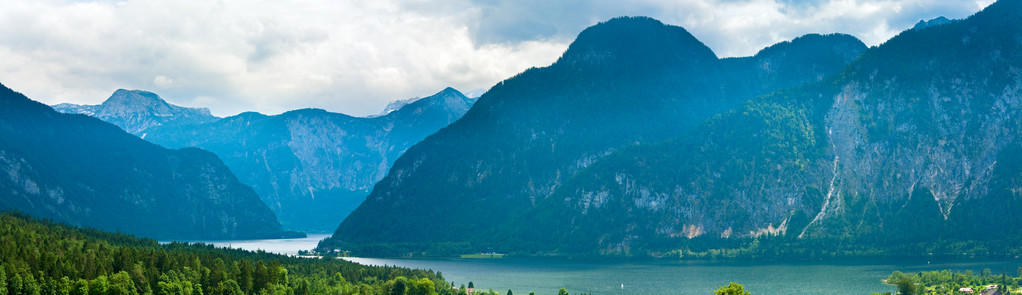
left=325, top=16, right=867, bottom=254
left=0, top=83, right=294, bottom=240
left=539, top=0, right=1022, bottom=255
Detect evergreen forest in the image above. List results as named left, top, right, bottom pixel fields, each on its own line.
left=0, top=212, right=449, bottom=295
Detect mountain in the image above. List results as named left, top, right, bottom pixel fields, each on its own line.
left=376, top=97, right=423, bottom=117
left=322, top=16, right=867, bottom=255
left=52, top=89, right=219, bottom=135
left=143, top=88, right=478, bottom=232
left=518, top=0, right=1022, bottom=256
left=0, top=83, right=296, bottom=240
left=912, top=16, right=953, bottom=30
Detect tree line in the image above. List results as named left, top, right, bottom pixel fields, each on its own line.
left=0, top=211, right=447, bottom=295
left=872, top=268, right=1022, bottom=295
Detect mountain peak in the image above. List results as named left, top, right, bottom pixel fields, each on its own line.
left=52, top=89, right=218, bottom=135
left=376, top=87, right=469, bottom=117
left=559, top=16, right=717, bottom=67
left=912, top=16, right=952, bottom=30
left=377, top=97, right=422, bottom=117
left=747, top=33, right=867, bottom=69
left=326, top=16, right=872, bottom=253
left=755, top=33, right=865, bottom=56
left=142, top=87, right=478, bottom=232
left=0, top=83, right=291, bottom=240
left=436, top=87, right=465, bottom=98
left=387, top=87, right=474, bottom=118
left=102, top=89, right=171, bottom=109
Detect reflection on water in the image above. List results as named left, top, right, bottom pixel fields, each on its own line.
left=165, top=234, right=331, bottom=256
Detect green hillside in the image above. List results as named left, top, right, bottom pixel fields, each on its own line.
left=0, top=211, right=448, bottom=295
left=324, top=16, right=866, bottom=256
left=0, top=83, right=295, bottom=240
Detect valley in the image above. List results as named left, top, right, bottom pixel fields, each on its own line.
left=2, top=0, right=1021, bottom=294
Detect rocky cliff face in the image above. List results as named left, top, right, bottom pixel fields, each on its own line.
left=0, top=83, right=293, bottom=240
left=538, top=0, right=1022, bottom=254
left=144, top=88, right=477, bottom=232
left=324, top=16, right=867, bottom=253
left=52, top=89, right=218, bottom=135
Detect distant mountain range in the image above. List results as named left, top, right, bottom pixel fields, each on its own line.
left=0, top=83, right=295, bottom=240
left=56, top=87, right=478, bottom=232
left=53, top=89, right=218, bottom=136
left=323, top=16, right=868, bottom=254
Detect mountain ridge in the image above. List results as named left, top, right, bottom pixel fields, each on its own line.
left=143, top=87, right=478, bottom=232
left=324, top=16, right=868, bottom=254
left=521, top=0, right=1022, bottom=255
left=0, top=82, right=295, bottom=240
left=53, top=89, right=219, bottom=135
left=912, top=16, right=953, bottom=30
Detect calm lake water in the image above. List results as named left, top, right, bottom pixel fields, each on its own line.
left=343, top=257, right=1022, bottom=295
left=168, top=233, right=331, bottom=256
left=181, top=236, right=1022, bottom=295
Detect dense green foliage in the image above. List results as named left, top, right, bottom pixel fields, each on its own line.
left=0, top=83, right=294, bottom=240
left=144, top=88, right=476, bottom=232
left=0, top=212, right=451, bottom=295
left=326, top=16, right=866, bottom=255
left=714, top=282, right=750, bottom=295
left=878, top=269, right=1022, bottom=295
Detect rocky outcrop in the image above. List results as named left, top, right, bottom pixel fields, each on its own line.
left=544, top=0, right=1022, bottom=253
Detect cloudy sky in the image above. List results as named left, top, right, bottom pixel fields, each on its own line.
left=0, top=0, right=994, bottom=117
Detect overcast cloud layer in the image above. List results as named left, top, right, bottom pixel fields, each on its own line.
left=0, top=0, right=993, bottom=117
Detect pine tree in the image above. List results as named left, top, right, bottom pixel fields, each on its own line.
left=216, top=279, right=244, bottom=295
left=253, top=261, right=270, bottom=291
left=71, top=279, right=88, bottom=295
left=390, top=277, right=407, bottom=295
left=109, top=271, right=138, bottom=295
left=0, top=267, right=7, bottom=295
left=89, top=275, right=109, bottom=295
left=193, top=283, right=204, bottom=295
left=23, top=273, right=40, bottom=295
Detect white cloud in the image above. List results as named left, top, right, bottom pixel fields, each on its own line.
left=647, top=0, right=994, bottom=57
left=0, top=0, right=995, bottom=117
left=0, top=0, right=567, bottom=116
left=153, top=75, right=174, bottom=88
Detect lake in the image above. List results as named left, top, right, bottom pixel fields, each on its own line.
left=168, top=233, right=332, bottom=256
left=181, top=236, right=1022, bottom=295
left=346, top=257, right=1022, bottom=295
